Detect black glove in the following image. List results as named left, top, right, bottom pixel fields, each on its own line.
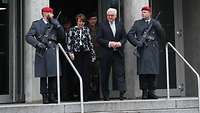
left=137, top=40, right=143, bottom=47
left=152, top=20, right=161, bottom=30
left=36, top=43, right=46, bottom=50
left=50, top=18, right=61, bottom=28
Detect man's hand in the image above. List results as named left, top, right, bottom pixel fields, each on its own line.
left=69, top=52, right=75, bottom=60
left=108, top=41, right=115, bottom=48
left=91, top=57, right=96, bottom=62
left=108, top=41, right=122, bottom=49
left=115, top=42, right=122, bottom=48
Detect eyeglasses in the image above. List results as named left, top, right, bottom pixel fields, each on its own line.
left=107, top=14, right=115, bottom=17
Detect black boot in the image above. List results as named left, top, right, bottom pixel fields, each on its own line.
left=48, top=93, right=58, bottom=103
left=119, top=91, right=126, bottom=100
left=148, top=90, right=158, bottom=99
left=142, top=90, right=148, bottom=99
left=42, top=94, right=49, bottom=104
left=103, top=95, right=110, bottom=101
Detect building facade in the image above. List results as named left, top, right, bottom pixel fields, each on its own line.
left=0, top=0, right=200, bottom=103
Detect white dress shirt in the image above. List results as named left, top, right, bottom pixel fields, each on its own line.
left=109, top=21, right=116, bottom=37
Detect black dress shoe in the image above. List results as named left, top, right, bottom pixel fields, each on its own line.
left=119, top=91, right=126, bottom=100
left=103, top=97, right=110, bottom=101
left=148, top=90, right=158, bottom=99
left=142, top=90, right=148, bottom=99
left=42, top=94, right=49, bottom=104
left=119, top=96, right=126, bottom=100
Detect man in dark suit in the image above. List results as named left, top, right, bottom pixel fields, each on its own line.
left=97, top=8, right=127, bottom=101
left=127, top=6, right=165, bottom=99
left=25, top=7, right=65, bottom=104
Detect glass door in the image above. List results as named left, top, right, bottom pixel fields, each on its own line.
left=0, top=0, right=23, bottom=103
left=150, top=0, right=185, bottom=97
left=98, top=0, right=123, bottom=22
left=0, top=0, right=12, bottom=103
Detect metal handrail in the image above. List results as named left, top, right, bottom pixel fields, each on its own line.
left=165, top=42, right=200, bottom=111
left=56, top=43, right=84, bottom=113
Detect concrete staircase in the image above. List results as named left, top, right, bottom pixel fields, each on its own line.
left=0, top=97, right=199, bottom=113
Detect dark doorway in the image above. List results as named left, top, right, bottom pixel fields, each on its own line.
left=150, top=0, right=177, bottom=89
left=50, top=0, right=98, bottom=25
left=50, top=0, right=99, bottom=101
left=0, top=0, right=9, bottom=95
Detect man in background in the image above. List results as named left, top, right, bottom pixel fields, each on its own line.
left=87, top=12, right=100, bottom=100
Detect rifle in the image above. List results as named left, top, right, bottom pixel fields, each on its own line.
left=37, top=11, right=62, bottom=57
left=133, top=11, right=161, bottom=57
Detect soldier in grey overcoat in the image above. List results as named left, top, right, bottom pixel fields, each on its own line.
left=127, top=6, right=165, bottom=99
left=25, top=7, right=65, bottom=104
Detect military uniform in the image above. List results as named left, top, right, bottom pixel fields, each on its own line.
left=128, top=17, right=164, bottom=99
left=25, top=7, right=65, bottom=103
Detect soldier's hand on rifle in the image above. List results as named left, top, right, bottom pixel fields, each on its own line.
left=36, top=42, right=46, bottom=50
left=137, top=40, right=143, bottom=47
left=50, top=18, right=61, bottom=28
left=152, top=20, right=161, bottom=31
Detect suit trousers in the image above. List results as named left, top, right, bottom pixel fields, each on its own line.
left=100, top=51, right=126, bottom=98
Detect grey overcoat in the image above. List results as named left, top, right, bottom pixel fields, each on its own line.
left=25, top=19, right=65, bottom=77
left=127, top=19, right=164, bottom=75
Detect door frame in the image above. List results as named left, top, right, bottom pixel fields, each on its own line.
left=173, top=0, right=185, bottom=97
left=0, top=0, right=21, bottom=103
left=155, top=0, right=185, bottom=97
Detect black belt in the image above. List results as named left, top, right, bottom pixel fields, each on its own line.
left=146, top=41, right=158, bottom=47
left=48, top=39, right=56, bottom=44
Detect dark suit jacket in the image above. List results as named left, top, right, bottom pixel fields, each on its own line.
left=96, top=20, right=127, bottom=58
left=96, top=20, right=127, bottom=91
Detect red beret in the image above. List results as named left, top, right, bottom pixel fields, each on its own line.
left=41, top=7, right=54, bottom=13
left=141, top=6, right=152, bottom=12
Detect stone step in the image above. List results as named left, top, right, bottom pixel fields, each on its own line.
left=0, top=97, right=199, bottom=113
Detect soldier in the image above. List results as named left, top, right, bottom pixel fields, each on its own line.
left=87, top=12, right=100, bottom=100
left=25, top=6, right=65, bottom=104
left=127, top=6, right=165, bottom=99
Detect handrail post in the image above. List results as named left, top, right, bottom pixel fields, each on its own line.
left=165, top=43, right=170, bottom=99
left=197, top=75, right=200, bottom=111
left=57, top=43, right=84, bottom=113
left=166, top=42, right=200, bottom=111
left=56, top=45, right=61, bottom=104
